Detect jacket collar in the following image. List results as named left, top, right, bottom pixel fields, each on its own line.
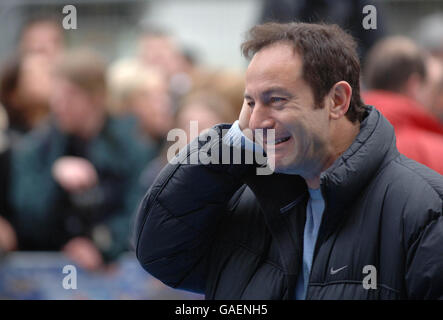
left=318, top=105, right=399, bottom=239
left=250, top=105, right=399, bottom=215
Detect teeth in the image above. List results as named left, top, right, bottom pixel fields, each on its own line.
left=267, top=137, right=290, bottom=145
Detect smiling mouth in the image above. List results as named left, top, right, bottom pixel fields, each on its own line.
left=264, top=136, right=291, bottom=146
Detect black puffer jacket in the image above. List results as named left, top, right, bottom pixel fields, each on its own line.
left=134, top=106, right=443, bottom=299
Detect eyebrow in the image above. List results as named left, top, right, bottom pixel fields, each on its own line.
left=244, top=87, right=293, bottom=100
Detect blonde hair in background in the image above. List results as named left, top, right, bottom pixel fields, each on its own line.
left=177, top=90, right=234, bottom=125
left=106, top=58, right=166, bottom=115
left=55, top=48, right=107, bottom=98
left=191, top=68, right=245, bottom=122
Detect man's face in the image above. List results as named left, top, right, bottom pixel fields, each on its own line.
left=20, top=22, right=63, bottom=59
left=177, top=103, right=225, bottom=143
left=244, top=42, right=331, bottom=175
left=17, top=53, right=53, bottom=106
left=138, top=35, right=185, bottom=77
left=50, top=78, right=98, bottom=134
left=130, top=81, right=173, bottom=140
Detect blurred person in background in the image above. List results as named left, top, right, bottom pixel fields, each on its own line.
left=0, top=104, right=17, bottom=255
left=18, top=14, right=65, bottom=60
left=363, top=36, right=443, bottom=174
left=175, top=91, right=235, bottom=144
left=192, top=69, right=245, bottom=122
left=420, top=55, right=443, bottom=123
left=8, top=49, right=151, bottom=270
left=107, top=60, right=173, bottom=152
left=0, top=14, right=62, bottom=256
left=259, top=0, right=386, bottom=61
left=413, top=13, right=443, bottom=123
left=413, top=13, right=443, bottom=61
left=116, top=26, right=200, bottom=104
left=137, top=28, right=192, bottom=84
left=0, top=52, right=53, bottom=144
left=137, top=90, right=235, bottom=194
left=0, top=13, right=66, bottom=143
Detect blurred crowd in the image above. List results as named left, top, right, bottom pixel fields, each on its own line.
left=0, top=7, right=442, bottom=272
left=0, top=15, right=243, bottom=270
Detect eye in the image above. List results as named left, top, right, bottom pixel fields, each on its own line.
left=247, top=101, right=255, bottom=108
left=270, top=97, right=285, bottom=104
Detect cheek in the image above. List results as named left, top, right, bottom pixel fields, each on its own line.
left=286, top=117, right=311, bottom=148
left=68, top=97, right=94, bottom=124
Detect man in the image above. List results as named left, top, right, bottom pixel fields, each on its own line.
left=134, top=23, right=443, bottom=299
left=363, top=36, right=443, bottom=174
left=9, top=49, right=153, bottom=269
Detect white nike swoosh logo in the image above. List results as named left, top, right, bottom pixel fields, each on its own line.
left=330, top=265, right=348, bottom=275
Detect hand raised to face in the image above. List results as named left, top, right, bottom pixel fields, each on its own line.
left=52, top=156, right=98, bottom=193
left=238, top=101, right=254, bottom=141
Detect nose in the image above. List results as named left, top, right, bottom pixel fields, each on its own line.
left=249, top=103, right=275, bottom=132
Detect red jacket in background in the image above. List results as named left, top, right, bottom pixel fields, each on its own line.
left=363, top=90, right=443, bottom=174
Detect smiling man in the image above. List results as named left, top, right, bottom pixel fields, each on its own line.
left=134, top=22, right=443, bottom=299
left=240, top=39, right=360, bottom=186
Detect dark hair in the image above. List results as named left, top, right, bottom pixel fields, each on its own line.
left=0, top=54, right=47, bottom=130
left=0, top=55, right=20, bottom=109
left=363, top=36, right=426, bottom=92
left=0, top=55, right=25, bottom=129
left=241, top=22, right=365, bottom=123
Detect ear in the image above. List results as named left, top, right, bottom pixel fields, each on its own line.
left=328, top=81, right=352, bottom=120
left=404, top=73, right=424, bottom=101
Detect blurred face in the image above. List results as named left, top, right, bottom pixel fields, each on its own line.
left=17, top=53, right=53, bottom=106
left=418, top=57, right=443, bottom=120
left=138, top=35, right=186, bottom=77
left=50, top=78, right=100, bottom=135
left=130, top=81, right=173, bottom=140
left=245, top=42, right=330, bottom=175
left=176, top=103, right=224, bottom=142
left=20, top=22, right=63, bottom=59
